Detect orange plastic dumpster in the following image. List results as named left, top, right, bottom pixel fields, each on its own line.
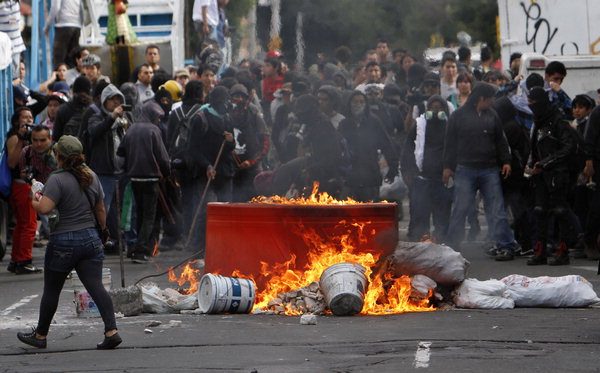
left=204, top=202, right=398, bottom=291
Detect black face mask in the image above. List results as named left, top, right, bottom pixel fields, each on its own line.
left=529, top=101, right=550, bottom=119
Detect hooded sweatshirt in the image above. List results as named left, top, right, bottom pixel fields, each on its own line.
left=117, top=101, right=170, bottom=179
left=87, top=84, right=127, bottom=175
left=339, top=91, right=398, bottom=186
left=402, top=95, right=448, bottom=181
left=443, top=83, right=511, bottom=171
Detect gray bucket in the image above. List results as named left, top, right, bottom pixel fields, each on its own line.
left=319, top=263, right=367, bottom=316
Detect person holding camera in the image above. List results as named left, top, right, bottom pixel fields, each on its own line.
left=87, top=84, right=128, bottom=217
left=5, top=108, right=46, bottom=274
left=17, top=135, right=121, bottom=350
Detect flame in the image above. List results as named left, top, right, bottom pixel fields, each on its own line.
left=230, top=220, right=435, bottom=315
left=152, top=241, right=160, bottom=257
left=420, top=235, right=433, bottom=243
left=251, top=181, right=364, bottom=205
left=167, top=260, right=202, bottom=294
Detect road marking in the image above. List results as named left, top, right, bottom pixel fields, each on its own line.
left=571, top=266, right=598, bottom=272
left=414, top=341, right=432, bottom=368
left=1, top=294, right=39, bottom=316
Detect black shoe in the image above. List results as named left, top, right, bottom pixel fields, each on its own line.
left=527, top=255, right=547, bottom=265
left=7, top=261, right=16, bottom=273
left=15, top=263, right=43, bottom=275
left=495, top=248, right=514, bottom=261
left=97, top=332, right=122, bottom=350
left=548, top=255, right=570, bottom=266
left=17, top=329, right=47, bottom=349
left=131, top=254, right=149, bottom=264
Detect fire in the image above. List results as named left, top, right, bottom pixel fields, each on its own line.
left=152, top=241, right=160, bottom=257
left=250, top=181, right=363, bottom=205
left=168, top=260, right=202, bottom=294
left=232, top=220, right=435, bottom=315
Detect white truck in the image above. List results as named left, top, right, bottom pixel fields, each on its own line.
left=498, top=0, right=600, bottom=97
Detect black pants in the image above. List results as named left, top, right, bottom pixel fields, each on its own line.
left=37, top=263, right=116, bottom=336
left=533, top=172, right=571, bottom=244
left=410, top=177, right=452, bottom=242
left=52, top=27, right=81, bottom=69
left=131, top=181, right=160, bottom=256
left=585, top=160, right=600, bottom=247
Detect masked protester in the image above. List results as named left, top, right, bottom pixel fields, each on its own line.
left=339, top=91, right=398, bottom=202
left=290, top=94, right=343, bottom=195
left=187, top=85, right=236, bottom=253
left=401, top=96, right=451, bottom=242
left=117, top=100, right=171, bottom=263
left=526, top=87, right=577, bottom=265
left=229, top=84, right=269, bottom=202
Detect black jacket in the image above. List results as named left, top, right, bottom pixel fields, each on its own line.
left=443, top=98, right=511, bottom=171
left=117, top=122, right=170, bottom=179
left=530, top=107, right=576, bottom=171
left=188, top=106, right=236, bottom=180
left=53, top=94, right=92, bottom=141
left=584, top=105, right=600, bottom=162
left=340, top=107, right=398, bottom=187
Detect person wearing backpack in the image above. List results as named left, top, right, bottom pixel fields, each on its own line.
left=53, top=76, right=92, bottom=142
left=166, top=80, right=205, bottom=250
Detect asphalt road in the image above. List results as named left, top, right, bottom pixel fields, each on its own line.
left=1, top=228, right=599, bottom=372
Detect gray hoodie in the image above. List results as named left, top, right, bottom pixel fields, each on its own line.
left=87, top=85, right=127, bottom=175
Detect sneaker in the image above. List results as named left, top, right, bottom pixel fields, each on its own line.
left=131, top=254, right=150, bottom=264
left=527, top=241, right=547, bottom=265
left=15, top=263, right=43, bottom=275
left=485, top=245, right=499, bottom=257
left=97, top=332, right=122, bottom=350
left=7, top=261, right=16, bottom=273
left=495, top=248, right=514, bottom=261
left=514, top=247, right=534, bottom=257
left=17, top=329, right=46, bottom=349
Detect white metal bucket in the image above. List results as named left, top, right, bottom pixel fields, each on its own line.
left=319, top=263, right=367, bottom=316
left=71, top=268, right=112, bottom=317
left=197, top=274, right=256, bottom=314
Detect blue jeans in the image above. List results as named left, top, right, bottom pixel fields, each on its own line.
left=45, top=228, right=104, bottom=272
left=447, top=166, right=515, bottom=250
left=99, top=175, right=120, bottom=214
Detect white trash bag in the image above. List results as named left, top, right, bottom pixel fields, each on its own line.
left=453, top=279, right=515, bottom=309
left=389, top=241, right=469, bottom=285
left=501, top=274, right=600, bottom=308
left=141, top=283, right=174, bottom=313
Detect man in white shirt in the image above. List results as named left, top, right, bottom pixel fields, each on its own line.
left=44, top=0, right=83, bottom=69
left=193, top=0, right=219, bottom=49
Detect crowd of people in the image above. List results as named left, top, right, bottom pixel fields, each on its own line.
left=4, top=10, right=600, bottom=278
left=3, top=0, right=600, bottom=352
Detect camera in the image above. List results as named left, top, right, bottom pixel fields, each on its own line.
left=122, top=104, right=132, bottom=112
left=23, top=166, right=36, bottom=184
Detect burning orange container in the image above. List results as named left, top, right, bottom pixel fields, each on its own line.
left=204, top=202, right=398, bottom=291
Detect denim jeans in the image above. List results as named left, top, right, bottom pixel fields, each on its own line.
left=38, top=228, right=116, bottom=336
left=447, top=166, right=516, bottom=250
left=45, top=228, right=104, bottom=272
left=99, top=175, right=121, bottom=214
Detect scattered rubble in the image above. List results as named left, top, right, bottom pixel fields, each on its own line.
left=141, top=283, right=198, bottom=313
left=144, top=328, right=153, bottom=334
left=300, top=314, right=317, bottom=325
left=146, top=320, right=162, bottom=327
left=261, top=282, right=327, bottom=315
